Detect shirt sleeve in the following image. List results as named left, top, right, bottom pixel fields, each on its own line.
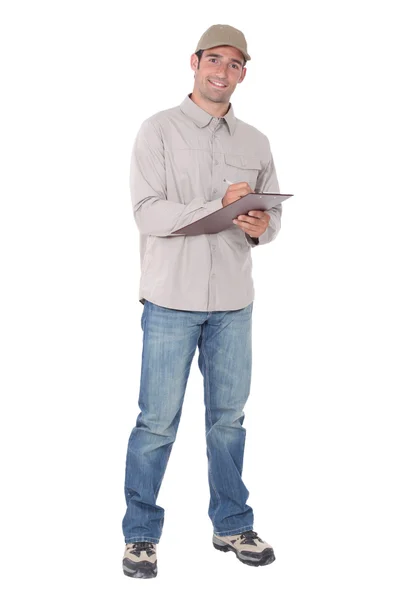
left=245, top=153, right=283, bottom=247
left=130, top=119, right=223, bottom=237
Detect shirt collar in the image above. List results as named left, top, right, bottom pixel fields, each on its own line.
left=180, top=94, right=236, bottom=135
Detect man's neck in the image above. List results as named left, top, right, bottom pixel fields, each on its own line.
left=189, top=91, right=230, bottom=118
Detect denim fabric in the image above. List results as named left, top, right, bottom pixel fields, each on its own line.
left=122, top=299, right=254, bottom=543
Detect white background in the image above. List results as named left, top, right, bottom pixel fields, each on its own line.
left=1, top=0, right=399, bottom=597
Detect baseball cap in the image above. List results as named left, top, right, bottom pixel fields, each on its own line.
left=195, top=24, right=251, bottom=62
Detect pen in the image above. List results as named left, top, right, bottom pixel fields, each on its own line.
left=223, top=178, right=234, bottom=185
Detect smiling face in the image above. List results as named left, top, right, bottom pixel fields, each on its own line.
left=190, top=45, right=247, bottom=108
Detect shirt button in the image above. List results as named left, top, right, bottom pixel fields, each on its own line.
left=213, top=188, right=217, bottom=193
left=214, top=160, right=219, bottom=165
left=211, top=245, right=216, bottom=250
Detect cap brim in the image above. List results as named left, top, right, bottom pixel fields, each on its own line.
left=196, top=43, right=251, bottom=62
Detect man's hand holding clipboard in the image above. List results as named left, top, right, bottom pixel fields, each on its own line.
left=223, top=179, right=271, bottom=239
left=171, top=180, right=293, bottom=236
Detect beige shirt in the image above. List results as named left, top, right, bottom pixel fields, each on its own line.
left=131, top=94, right=282, bottom=311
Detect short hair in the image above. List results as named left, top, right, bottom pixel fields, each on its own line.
left=195, top=49, right=246, bottom=69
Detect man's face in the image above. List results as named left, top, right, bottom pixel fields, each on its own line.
left=190, top=45, right=247, bottom=104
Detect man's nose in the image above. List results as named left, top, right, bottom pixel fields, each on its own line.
left=216, top=63, right=229, bottom=78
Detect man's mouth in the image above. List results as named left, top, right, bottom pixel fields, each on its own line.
left=208, top=79, right=228, bottom=89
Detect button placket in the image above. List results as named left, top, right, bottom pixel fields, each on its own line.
left=210, top=120, right=223, bottom=198
left=209, top=123, right=218, bottom=303
left=211, top=123, right=218, bottom=196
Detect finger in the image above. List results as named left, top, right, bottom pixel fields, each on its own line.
left=229, top=182, right=253, bottom=191
left=248, top=211, right=265, bottom=218
left=233, top=220, right=260, bottom=235
left=248, top=211, right=270, bottom=226
left=236, top=215, right=257, bottom=224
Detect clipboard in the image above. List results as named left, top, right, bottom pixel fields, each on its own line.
left=171, top=192, right=293, bottom=236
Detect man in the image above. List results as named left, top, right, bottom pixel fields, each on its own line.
left=122, top=24, right=282, bottom=579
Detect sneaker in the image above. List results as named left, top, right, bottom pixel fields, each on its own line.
left=213, top=530, right=275, bottom=567
left=123, top=541, right=158, bottom=578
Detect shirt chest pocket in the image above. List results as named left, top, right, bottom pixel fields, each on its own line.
left=223, top=154, right=261, bottom=190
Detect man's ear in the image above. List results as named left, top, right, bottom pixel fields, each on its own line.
left=190, top=53, right=199, bottom=73
left=238, top=66, right=247, bottom=84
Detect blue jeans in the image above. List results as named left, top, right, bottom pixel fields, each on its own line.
left=122, top=300, right=254, bottom=543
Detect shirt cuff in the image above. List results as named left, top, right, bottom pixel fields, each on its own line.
left=245, top=233, right=259, bottom=246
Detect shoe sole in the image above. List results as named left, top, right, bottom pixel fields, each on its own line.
left=213, top=538, right=276, bottom=567
left=123, top=558, right=158, bottom=579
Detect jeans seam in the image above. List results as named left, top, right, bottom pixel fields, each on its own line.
left=155, top=442, right=173, bottom=498
left=202, top=334, right=222, bottom=523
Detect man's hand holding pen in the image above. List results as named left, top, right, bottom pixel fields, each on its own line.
left=222, top=179, right=270, bottom=238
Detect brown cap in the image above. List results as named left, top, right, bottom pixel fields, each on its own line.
left=195, top=24, right=251, bottom=62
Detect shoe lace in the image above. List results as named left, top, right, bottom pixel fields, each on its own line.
left=239, top=530, right=262, bottom=543
left=129, top=542, right=154, bottom=551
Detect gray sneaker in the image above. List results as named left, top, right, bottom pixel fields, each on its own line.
left=213, top=530, right=275, bottom=566
left=123, top=541, right=158, bottom=578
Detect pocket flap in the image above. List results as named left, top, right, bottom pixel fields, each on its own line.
left=224, top=154, right=261, bottom=170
